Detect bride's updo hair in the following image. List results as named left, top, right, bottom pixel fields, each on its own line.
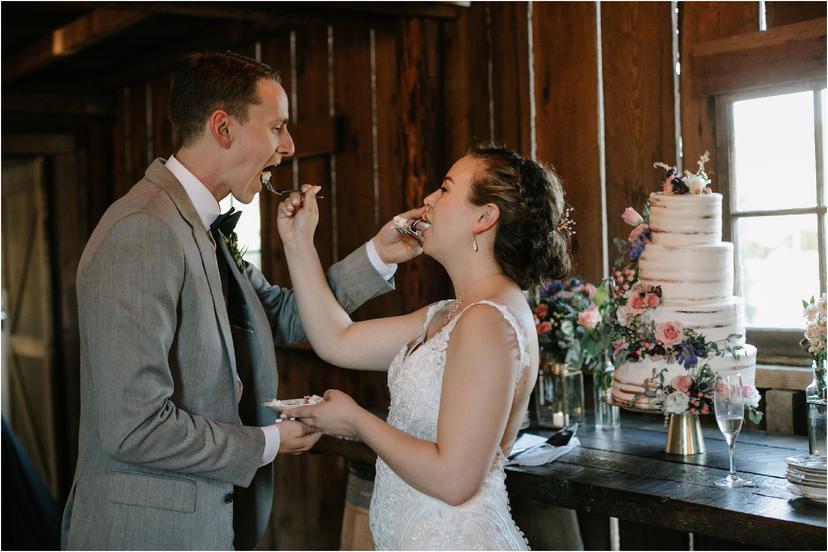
left=467, top=143, right=572, bottom=289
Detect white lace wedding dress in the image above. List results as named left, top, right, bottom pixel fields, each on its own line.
left=369, top=300, right=531, bottom=550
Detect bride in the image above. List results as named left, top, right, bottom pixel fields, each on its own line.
left=278, top=144, right=571, bottom=550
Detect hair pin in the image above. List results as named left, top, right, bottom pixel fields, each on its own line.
left=556, top=206, right=576, bottom=239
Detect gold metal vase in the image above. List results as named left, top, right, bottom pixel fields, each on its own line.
left=664, top=412, right=706, bottom=455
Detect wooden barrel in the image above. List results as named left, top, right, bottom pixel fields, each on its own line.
left=340, top=461, right=375, bottom=550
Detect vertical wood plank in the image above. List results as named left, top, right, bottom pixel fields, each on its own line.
left=680, top=2, right=759, bottom=173
left=533, top=1, right=602, bottom=283
left=259, top=33, right=294, bottom=286
left=296, top=23, right=335, bottom=271
left=602, top=1, right=675, bottom=260
left=128, top=83, right=148, bottom=186
left=397, top=17, right=453, bottom=312
left=443, top=2, right=492, bottom=161
left=151, top=73, right=173, bottom=159
left=112, top=87, right=130, bottom=199
left=490, top=1, right=532, bottom=154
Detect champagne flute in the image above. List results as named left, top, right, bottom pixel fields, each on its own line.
left=713, top=373, right=753, bottom=488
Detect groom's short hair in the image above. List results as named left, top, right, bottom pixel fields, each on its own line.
left=169, top=51, right=282, bottom=150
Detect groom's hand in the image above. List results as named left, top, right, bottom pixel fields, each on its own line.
left=372, top=206, right=428, bottom=265
left=277, top=420, right=321, bottom=455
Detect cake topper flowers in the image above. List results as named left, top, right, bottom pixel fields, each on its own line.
left=653, top=151, right=712, bottom=195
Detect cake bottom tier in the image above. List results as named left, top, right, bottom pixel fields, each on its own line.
left=610, top=344, right=757, bottom=412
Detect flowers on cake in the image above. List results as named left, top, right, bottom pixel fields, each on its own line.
left=653, top=151, right=712, bottom=196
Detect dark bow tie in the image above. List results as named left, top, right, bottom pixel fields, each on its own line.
left=210, top=207, right=242, bottom=236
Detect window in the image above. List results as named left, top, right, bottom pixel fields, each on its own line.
left=219, top=194, right=262, bottom=270
left=719, top=83, right=827, bottom=362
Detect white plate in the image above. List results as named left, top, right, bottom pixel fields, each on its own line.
left=788, top=482, right=827, bottom=502
left=785, top=456, right=827, bottom=474
left=263, top=395, right=323, bottom=413
left=787, top=468, right=827, bottom=484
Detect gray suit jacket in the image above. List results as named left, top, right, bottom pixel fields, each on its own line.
left=62, top=159, right=392, bottom=550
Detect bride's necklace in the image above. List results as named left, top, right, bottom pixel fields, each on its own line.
left=443, top=273, right=504, bottom=326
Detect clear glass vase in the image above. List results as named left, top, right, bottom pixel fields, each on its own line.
left=533, top=361, right=584, bottom=429
left=806, top=359, right=827, bottom=457
left=592, top=355, right=620, bottom=429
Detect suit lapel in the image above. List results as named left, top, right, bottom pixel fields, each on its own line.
left=143, top=159, right=239, bottom=389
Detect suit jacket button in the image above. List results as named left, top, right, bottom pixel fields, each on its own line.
left=224, top=493, right=234, bottom=504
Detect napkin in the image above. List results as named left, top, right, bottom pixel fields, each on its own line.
left=507, top=432, right=580, bottom=467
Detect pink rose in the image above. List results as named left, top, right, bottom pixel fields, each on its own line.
left=628, top=224, right=647, bottom=243
left=742, top=385, right=760, bottom=408
left=534, top=303, right=548, bottom=319
left=671, top=375, right=692, bottom=394
left=655, top=321, right=684, bottom=346
left=536, top=321, right=552, bottom=335
left=715, top=380, right=731, bottom=396
left=581, top=283, right=597, bottom=300
left=577, top=306, right=601, bottom=329
left=626, top=292, right=647, bottom=314
left=645, top=293, right=661, bottom=308
left=612, top=339, right=628, bottom=353
left=622, top=207, right=643, bottom=227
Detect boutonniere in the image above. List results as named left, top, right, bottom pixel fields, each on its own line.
left=224, top=231, right=248, bottom=272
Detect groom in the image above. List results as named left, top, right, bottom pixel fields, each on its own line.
left=62, top=52, right=421, bottom=550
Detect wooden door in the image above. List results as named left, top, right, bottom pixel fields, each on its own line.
left=1, top=156, right=60, bottom=498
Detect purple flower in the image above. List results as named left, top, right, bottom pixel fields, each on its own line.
left=676, top=342, right=698, bottom=369
left=629, top=240, right=647, bottom=260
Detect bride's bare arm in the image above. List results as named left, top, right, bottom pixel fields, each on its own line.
left=279, top=187, right=428, bottom=370
left=287, top=304, right=521, bottom=505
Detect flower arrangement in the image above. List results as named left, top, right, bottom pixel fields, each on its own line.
left=532, top=278, right=613, bottom=373
left=602, top=153, right=763, bottom=423
left=653, top=150, right=712, bottom=195
left=801, top=294, right=827, bottom=364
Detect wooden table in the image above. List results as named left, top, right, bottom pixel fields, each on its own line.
left=314, top=413, right=827, bottom=550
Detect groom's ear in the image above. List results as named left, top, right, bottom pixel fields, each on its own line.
left=209, top=109, right=233, bottom=149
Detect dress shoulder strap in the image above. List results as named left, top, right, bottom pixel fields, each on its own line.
left=443, top=300, right=530, bottom=379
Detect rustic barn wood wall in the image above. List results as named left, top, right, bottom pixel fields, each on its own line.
left=2, top=1, right=825, bottom=549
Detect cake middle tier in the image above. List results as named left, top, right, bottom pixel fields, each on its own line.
left=638, top=242, right=734, bottom=304
left=647, top=297, right=747, bottom=344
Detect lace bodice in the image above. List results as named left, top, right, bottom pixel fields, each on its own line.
left=369, top=300, right=531, bottom=550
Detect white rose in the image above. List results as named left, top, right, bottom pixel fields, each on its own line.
left=616, top=306, right=630, bottom=328
left=805, top=303, right=819, bottom=322
left=663, top=392, right=690, bottom=415
left=686, top=175, right=707, bottom=194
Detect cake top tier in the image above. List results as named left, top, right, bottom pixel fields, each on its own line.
left=648, top=192, right=723, bottom=246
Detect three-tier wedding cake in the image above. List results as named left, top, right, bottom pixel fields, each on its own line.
left=610, top=163, right=757, bottom=411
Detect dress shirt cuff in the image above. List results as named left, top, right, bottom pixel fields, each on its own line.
left=260, top=425, right=281, bottom=466
left=365, top=239, right=398, bottom=282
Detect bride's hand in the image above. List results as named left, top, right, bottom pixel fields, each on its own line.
left=276, top=184, right=322, bottom=248
left=372, top=206, right=428, bottom=265
left=282, top=390, right=362, bottom=438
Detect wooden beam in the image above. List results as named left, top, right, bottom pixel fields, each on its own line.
left=2, top=93, right=114, bottom=115
left=3, top=8, right=149, bottom=84
left=74, top=1, right=467, bottom=21
left=689, top=17, right=827, bottom=96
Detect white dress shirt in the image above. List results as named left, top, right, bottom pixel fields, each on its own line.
left=165, top=155, right=396, bottom=465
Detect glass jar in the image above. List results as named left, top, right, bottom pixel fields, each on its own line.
left=593, top=354, right=620, bottom=429
left=533, top=361, right=584, bottom=428
left=806, top=359, right=826, bottom=457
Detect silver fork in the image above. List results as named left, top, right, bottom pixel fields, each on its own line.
left=262, top=179, right=325, bottom=199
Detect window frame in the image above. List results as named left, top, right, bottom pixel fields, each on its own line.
left=715, top=78, right=827, bottom=365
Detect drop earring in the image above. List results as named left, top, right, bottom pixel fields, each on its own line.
left=472, top=234, right=479, bottom=252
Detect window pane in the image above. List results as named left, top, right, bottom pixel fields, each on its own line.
left=732, top=91, right=816, bottom=211
left=737, top=214, right=819, bottom=328
left=220, top=194, right=262, bottom=268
